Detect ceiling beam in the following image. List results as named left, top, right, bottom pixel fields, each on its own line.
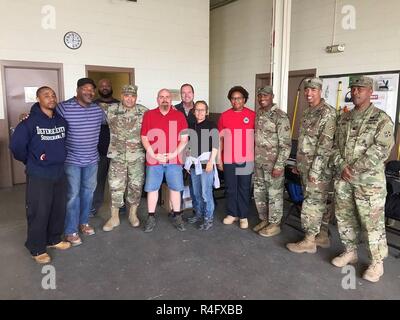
left=210, top=0, right=239, bottom=10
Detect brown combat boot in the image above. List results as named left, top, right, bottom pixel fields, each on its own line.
left=331, top=250, right=358, bottom=268
left=47, top=241, right=71, bottom=250
left=259, top=223, right=281, bottom=238
left=363, top=261, right=384, bottom=283
left=315, top=227, right=330, bottom=248
left=286, top=234, right=317, bottom=253
left=103, top=207, right=120, bottom=232
left=128, top=205, right=140, bottom=227
left=253, top=220, right=269, bottom=232
left=32, top=253, right=51, bottom=264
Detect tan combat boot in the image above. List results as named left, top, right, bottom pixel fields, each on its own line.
left=331, top=250, right=358, bottom=268
left=259, top=223, right=281, bottom=238
left=286, top=234, right=317, bottom=253
left=253, top=220, right=269, bottom=233
left=128, top=205, right=140, bottom=227
left=315, top=227, right=330, bottom=248
left=363, top=261, right=384, bottom=283
left=102, top=207, right=120, bottom=232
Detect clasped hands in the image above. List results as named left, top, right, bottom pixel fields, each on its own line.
left=153, top=152, right=177, bottom=163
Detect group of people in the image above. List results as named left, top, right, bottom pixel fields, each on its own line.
left=9, top=75, right=394, bottom=284
left=251, top=76, right=393, bottom=283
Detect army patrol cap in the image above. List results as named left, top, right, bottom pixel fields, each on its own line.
left=121, top=84, right=138, bottom=96
left=349, top=76, right=374, bottom=88
left=304, top=78, right=323, bottom=90
left=257, top=86, right=274, bottom=95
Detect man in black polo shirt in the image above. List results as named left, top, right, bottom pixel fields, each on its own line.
left=174, top=83, right=198, bottom=216
left=91, top=79, right=120, bottom=216
left=175, top=83, right=196, bottom=127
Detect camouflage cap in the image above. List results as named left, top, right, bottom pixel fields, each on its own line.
left=304, top=78, right=323, bottom=90
left=257, top=86, right=274, bottom=95
left=349, top=76, right=374, bottom=88
left=121, top=84, right=138, bottom=95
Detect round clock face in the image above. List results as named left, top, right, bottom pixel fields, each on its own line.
left=64, top=31, right=82, bottom=50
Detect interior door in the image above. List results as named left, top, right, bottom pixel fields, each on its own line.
left=255, top=69, right=316, bottom=139
left=5, top=67, right=61, bottom=184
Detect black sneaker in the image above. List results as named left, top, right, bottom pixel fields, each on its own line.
left=89, top=208, right=97, bottom=218
left=187, top=215, right=201, bottom=224
left=144, top=216, right=156, bottom=233
left=173, top=214, right=186, bottom=232
left=199, top=221, right=213, bottom=231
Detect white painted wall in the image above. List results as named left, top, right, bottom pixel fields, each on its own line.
left=210, top=0, right=273, bottom=113
left=0, top=0, right=210, bottom=119
left=210, top=0, right=400, bottom=113
left=290, top=0, right=400, bottom=75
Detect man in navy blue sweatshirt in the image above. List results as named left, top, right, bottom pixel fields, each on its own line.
left=9, top=86, right=71, bottom=264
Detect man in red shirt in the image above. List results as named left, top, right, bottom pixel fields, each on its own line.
left=141, top=89, right=189, bottom=232
left=218, top=86, right=255, bottom=229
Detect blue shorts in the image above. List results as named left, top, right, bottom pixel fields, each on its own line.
left=144, top=164, right=184, bottom=192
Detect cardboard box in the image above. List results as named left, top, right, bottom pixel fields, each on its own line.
left=160, top=183, right=193, bottom=212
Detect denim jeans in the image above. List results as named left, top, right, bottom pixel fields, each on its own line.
left=190, top=168, right=214, bottom=222
left=187, top=173, right=198, bottom=212
left=64, top=163, right=98, bottom=235
left=91, top=155, right=110, bottom=212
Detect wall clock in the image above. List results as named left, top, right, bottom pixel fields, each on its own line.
left=63, top=31, right=82, bottom=50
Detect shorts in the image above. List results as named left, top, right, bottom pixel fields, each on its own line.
left=144, top=164, right=184, bottom=192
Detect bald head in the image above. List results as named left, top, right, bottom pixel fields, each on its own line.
left=157, top=88, right=171, bottom=98
left=98, top=78, right=111, bottom=87
left=98, top=78, right=113, bottom=99
left=157, top=89, right=172, bottom=110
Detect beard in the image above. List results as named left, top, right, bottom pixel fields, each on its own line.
left=160, top=103, right=170, bottom=110
left=99, top=89, right=113, bottom=99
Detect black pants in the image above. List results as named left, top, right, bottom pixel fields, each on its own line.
left=223, top=162, right=253, bottom=219
left=25, top=174, right=66, bottom=256
left=91, top=155, right=110, bottom=211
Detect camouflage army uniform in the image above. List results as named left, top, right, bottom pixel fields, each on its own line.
left=103, top=102, right=147, bottom=208
left=297, top=98, right=336, bottom=236
left=332, top=103, right=394, bottom=262
left=254, top=104, right=291, bottom=223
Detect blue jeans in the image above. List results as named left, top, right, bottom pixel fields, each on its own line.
left=64, top=163, right=98, bottom=235
left=190, top=168, right=214, bottom=222
left=188, top=173, right=198, bottom=212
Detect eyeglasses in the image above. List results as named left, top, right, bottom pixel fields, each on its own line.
left=230, top=97, right=244, bottom=101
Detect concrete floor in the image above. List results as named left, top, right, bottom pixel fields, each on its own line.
left=1, top=184, right=400, bottom=300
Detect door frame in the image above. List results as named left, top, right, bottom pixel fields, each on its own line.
left=85, top=65, right=135, bottom=85
left=255, top=68, right=316, bottom=103
left=0, top=60, right=64, bottom=187
left=255, top=68, right=316, bottom=139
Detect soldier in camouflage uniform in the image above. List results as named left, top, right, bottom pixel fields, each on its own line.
left=253, top=86, right=291, bottom=237
left=102, top=85, right=148, bottom=232
left=286, top=78, right=336, bottom=253
left=331, top=76, right=394, bottom=283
